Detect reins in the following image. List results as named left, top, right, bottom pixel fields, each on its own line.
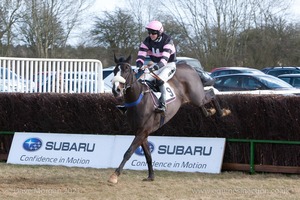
left=117, top=62, right=150, bottom=107
left=119, top=63, right=140, bottom=89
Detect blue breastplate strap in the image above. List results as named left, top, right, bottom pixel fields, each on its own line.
left=124, top=93, right=144, bottom=107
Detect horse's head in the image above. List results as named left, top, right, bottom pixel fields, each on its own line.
left=111, top=54, right=134, bottom=97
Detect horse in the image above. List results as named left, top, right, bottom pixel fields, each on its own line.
left=108, top=54, right=230, bottom=184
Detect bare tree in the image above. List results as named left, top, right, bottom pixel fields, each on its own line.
left=157, top=0, right=293, bottom=69
left=0, top=0, right=22, bottom=56
left=91, top=8, right=140, bottom=62
left=126, top=0, right=160, bottom=42
left=18, top=0, right=92, bottom=58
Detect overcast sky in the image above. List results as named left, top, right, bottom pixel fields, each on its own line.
left=290, top=0, right=300, bottom=18
left=68, top=0, right=300, bottom=46
left=89, top=0, right=300, bottom=17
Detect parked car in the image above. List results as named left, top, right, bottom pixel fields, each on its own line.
left=213, top=73, right=300, bottom=95
left=176, top=57, right=204, bottom=70
left=278, top=74, right=300, bottom=88
left=142, top=56, right=204, bottom=70
left=261, top=66, right=300, bottom=77
left=103, top=56, right=206, bottom=92
left=33, top=71, right=98, bottom=93
left=210, top=67, right=264, bottom=77
left=103, top=67, right=114, bottom=80
left=0, top=67, right=36, bottom=92
left=143, top=56, right=204, bottom=70
left=33, top=71, right=57, bottom=92
left=103, top=66, right=117, bottom=93
left=0, top=67, right=18, bottom=91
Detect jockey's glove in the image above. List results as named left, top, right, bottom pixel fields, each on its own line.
left=138, top=68, right=144, bottom=73
left=149, top=65, right=159, bottom=73
left=136, top=61, right=143, bottom=69
left=134, top=68, right=144, bottom=74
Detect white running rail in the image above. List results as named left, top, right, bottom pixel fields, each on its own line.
left=0, top=57, right=103, bottom=93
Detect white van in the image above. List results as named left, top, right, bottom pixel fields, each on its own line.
left=103, top=66, right=115, bottom=93
left=0, top=67, right=36, bottom=92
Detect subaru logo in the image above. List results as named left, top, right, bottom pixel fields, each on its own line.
left=134, top=141, right=155, bottom=156
left=23, top=138, right=42, bottom=151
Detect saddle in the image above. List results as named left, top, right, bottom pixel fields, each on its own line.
left=139, top=79, right=176, bottom=106
left=139, top=79, right=160, bottom=92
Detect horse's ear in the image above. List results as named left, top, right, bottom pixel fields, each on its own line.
left=125, top=55, right=132, bottom=63
left=114, top=53, right=119, bottom=64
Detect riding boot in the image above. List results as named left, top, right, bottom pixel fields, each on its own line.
left=116, top=105, right=127, bottom=115
left=155, top=84, right=166, bottom=113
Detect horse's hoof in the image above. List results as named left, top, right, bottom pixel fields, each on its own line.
left=142, top=177, right=154, bottom=182
left=222, top=109, right=231, bottom=116
left=108, top=173, right=118, bottom=184
left=208, top=108, right=216, bottom=115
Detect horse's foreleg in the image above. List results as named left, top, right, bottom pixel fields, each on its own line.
left=108, top=135, right=145, bottom=184
left=141, top=138, right=154, bottom=181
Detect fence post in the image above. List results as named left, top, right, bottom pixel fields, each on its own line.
left=250, top=141, right=255, bottom=174
left=227, top=138, right=300, bottom=174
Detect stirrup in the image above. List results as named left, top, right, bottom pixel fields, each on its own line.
left=155, top=107, right=165, bottom=113
left=155, top=103, right=166, bottom=113
left=116, top=105, right=127, bottom=114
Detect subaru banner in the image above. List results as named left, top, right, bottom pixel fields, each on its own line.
left=7, top=132, right=114, bottom=168
left=8, top=132, right=225, bottom=173
left=111, top=135, right=225, bottom=173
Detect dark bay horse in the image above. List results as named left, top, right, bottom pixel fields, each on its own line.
left=108, top=55, right=230, bottom=184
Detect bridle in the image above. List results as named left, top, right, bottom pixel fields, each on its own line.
left=113, top=62, right=150, bottom=107
left=117, top=62, right=142, bottom=93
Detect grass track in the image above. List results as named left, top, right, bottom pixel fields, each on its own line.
left=0, top=163, right=299, bottom=200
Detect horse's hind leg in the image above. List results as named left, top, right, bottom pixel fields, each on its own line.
left=108, top=135, right=146, bottom=184
left=201, top=105, right=215, bottom=117
left=141, top=138, right=154, bottom=181
left=203, top=88, right=230, bottom=117
left=211, top=98, right=224, bottom=117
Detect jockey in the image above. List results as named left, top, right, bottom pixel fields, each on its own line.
left=116, top=20, right=176, bottom=113
left=136, top=20, right=177, bottom=113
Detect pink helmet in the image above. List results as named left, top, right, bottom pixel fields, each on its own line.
left=145, top=20, right=164, bottom=34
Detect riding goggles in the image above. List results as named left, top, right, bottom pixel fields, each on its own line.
left=148, top=29, right=159, bottom=35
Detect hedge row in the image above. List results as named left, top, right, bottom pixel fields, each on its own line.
left=0, top=93, right=300, bottom=166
